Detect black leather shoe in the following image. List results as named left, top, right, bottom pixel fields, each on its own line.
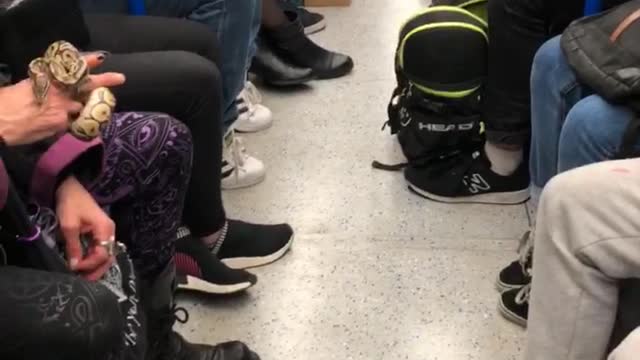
left=250, top=36, right=315, bottom=87
left=143, top=263, right=262, bottom=360
left=264, top=10, right=354, bottom=80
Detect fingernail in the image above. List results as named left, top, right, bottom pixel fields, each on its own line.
left=69, top=258, right=79, bottom=269
left=95, top=51, right=111, bottom=61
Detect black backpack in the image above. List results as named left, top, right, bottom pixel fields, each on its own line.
left=375, top=0, right=489, bottom=171
left=561, top=0, right=640, bottom=158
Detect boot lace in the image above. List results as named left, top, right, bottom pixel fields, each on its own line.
left=243, top=81, right=263, bottom=105
left=515, top=283, right=531, bottom=305
left=154, top=306, right=190, bottom=360
left=517, top=230, right=534, bottom=277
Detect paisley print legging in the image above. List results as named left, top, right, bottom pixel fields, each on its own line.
left=90, top=112, right=192, bottom=277
left=0, top=112, right=191, bottom=360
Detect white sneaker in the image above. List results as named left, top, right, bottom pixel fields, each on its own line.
left=221, top=129, right=266, bottom=190
left=234, top=82, right=273, bottom=133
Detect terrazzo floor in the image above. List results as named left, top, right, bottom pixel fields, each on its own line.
left=177, top=0, right=529, bottom=359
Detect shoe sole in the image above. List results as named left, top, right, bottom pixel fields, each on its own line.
left=304, top=19, right=327, bottom=35
left=497, top=300, right=528, bottom=328
left=235, top=121, right=273, bottom=134
left=315, top=60, right=354, bottom=80
left=495, top=275, right=529, bottom=293
left=408, top=182, right=530, bottom=205
left=221, top=173, right=266, bottom=190
left=176, top=274, right=254, bottom=295
left=263, top=73, right=317, bottom=87
left=221, top=234, right=294, bottom=270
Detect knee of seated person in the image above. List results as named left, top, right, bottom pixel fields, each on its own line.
left=563, top=95, right=622, bottom=148
left=541, top=161, right=615, bottom=213
left=174, top=51, right=221, bottom=93
left=152, top=113, right=192, bottom=145
left=531, top=37, right=563, bottom=80
left=175, top=20, right=220, bottom=64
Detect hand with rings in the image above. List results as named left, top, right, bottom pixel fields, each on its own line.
left=56, top=176, right=116, bottom=281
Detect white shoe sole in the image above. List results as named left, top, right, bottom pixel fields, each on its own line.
left=221, top=173, right=266, bottom=190
left=235, top=121, right=273, bottom=133
left=408, top=182, right=530, bottom=205
left=221, top=234, right=294, bottom=270
left=177, top=274, right=254, bottom=295
left=304, top=19, right=327, bottom=35
left=497, top=300, right=528, bottom=328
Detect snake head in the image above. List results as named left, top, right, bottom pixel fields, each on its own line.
left=28, top=58, right=51, bottom=104
left=44, top=41, right=88, bottom=87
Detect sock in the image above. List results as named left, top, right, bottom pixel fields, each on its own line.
left=484, top=142, right=523, bottom=176
left=201, top=221, right=228, bottom=254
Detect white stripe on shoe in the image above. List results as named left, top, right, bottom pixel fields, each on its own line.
left=221, top=234, right=294, bottom=270
left=176, top=274, right=254, bottom=295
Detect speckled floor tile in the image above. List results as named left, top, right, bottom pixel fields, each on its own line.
left=178, top=0, right=528, bottom=359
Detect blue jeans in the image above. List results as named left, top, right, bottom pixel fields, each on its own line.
left=529, top=36, right=637, bottom=203
left=80, top=0, right=261, bottom=128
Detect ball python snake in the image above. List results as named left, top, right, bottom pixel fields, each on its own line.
left=28, top=41, right=116, bottom=140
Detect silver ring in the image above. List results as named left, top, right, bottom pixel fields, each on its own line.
left=99, top=236, right=116, bottom=257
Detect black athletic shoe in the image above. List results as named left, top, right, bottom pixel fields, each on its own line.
left=405, top=149, right=530, bottom=205
left=175, top=228, right=257, bottom=295
left=498, top=284, right=530, bottom=327
left=280, top=1, right=327, bottom=34
left=497, top=231, right=533, bottom=291
left=214, top=220, right=294, bottom=269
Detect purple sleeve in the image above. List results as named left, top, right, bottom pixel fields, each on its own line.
left=30, top=134, right=103, bottom=207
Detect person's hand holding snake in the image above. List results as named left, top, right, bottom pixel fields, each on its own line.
left=0, top=52, right=125, bottom=146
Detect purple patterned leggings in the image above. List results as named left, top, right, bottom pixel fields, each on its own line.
left=90, top=112, right=193, bottom=278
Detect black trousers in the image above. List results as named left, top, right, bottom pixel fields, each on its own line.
left=0, top=266, right=124, bottom=360
left=483, top=0, right=584, bottom=146
left=85, top=15, right=226, bottom=237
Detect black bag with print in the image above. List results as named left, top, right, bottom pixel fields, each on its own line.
left=376, top=0, right=488, bottom=171
left=0, top=199, right=147, bottom=360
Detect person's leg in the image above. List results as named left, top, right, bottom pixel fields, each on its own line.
left=92, top=111, right=257, bottom=293
left=259, top=0, right=353, bottom=80
left=86, top=16, right=292, bottom=277
left=85, top=14, right=219, bottom=64
left=483, top=0, right=584, bottom=174
left=83, top=15, right=226, bottom=237
left=262, top=0, right=288, bottom=28
left=497, top=41, right=639, bottom=327
left=528, top=36, right=586, bottom=207
left=144, top=0, right=262, bottom=129
left=99, top=52, right=227, bottom=239
left=88, top=14, right=268, bottom=190
left=89, top=112, right=193, bottom=278
left=0, top=266, right=124, bottom=360
left=557, top=96, right=637, bottom=172
left=526, top=158, right=640, bottom=360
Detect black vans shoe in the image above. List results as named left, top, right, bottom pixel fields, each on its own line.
left=496, top=231, right=534, bottom=291
left=498, top=284, right=530, bottom=327
left=405, top=149, right=530, bottom=205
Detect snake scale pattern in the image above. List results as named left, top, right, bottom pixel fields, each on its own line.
left=28, top=41, right=116, bottom=140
